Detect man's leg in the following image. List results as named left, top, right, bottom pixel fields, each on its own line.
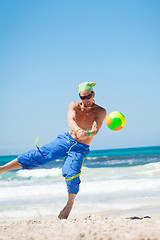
left=0, top=159, right=22, bottom=174
left=58, top=193, right=76, bottom=219
left=59, top=154, right=83, bottom=219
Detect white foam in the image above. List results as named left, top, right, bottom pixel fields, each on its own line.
left=86, top=157, right=99, bottom=160
left=80, top=179, right=160, bottom=195
left=17, top=168, right=62, bottom=178
left=82, top=161, right=160, bottom=180
left=0, top=205, right=60, bottom=222
left=0, top=182, right=66, bottom=201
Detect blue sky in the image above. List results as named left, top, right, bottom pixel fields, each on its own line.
left=0, top=0, right=160, bottom=155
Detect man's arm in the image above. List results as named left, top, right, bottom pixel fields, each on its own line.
left=67, top=102, right=89, bottom=139
left=67, top=102, right=80, bottom=132
left=90, top=108, right=107, bottom=137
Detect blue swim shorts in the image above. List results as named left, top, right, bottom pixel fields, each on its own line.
left=17, top=132, right=90, bottom=194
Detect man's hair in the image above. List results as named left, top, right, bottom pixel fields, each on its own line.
left=79, top=91, right=93, bottom=95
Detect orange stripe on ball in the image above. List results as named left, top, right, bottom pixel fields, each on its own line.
left=114, top=126, right=123, bottom=131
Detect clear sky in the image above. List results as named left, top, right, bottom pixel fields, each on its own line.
left=0, top=0, right=160, bottom=155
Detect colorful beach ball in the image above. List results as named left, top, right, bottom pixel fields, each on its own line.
left=106, top=111, right=126, bottom=131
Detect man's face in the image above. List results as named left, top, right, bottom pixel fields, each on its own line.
left=79, top=91, right=95, bottom=107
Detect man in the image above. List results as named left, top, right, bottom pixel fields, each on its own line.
left=0, top=82, right=106, bottom=219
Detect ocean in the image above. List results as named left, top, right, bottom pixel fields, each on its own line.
left=0, top=146, right=160, bottom=221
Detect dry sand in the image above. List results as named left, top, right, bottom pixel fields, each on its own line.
left=0, top=214, right=160, bottom=240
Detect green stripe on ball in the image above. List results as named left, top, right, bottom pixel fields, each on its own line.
left=108, top=117, right=122, bottom=130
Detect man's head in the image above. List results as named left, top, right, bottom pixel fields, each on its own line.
left=78, top=82, right=96, bottom=107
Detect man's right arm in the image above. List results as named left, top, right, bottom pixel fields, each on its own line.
left=67, top=102, right=80, bottom=132
left=67, top=102, right=87, bottom=139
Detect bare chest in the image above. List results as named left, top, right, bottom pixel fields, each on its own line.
left=75, top=110, right=97, bottom=130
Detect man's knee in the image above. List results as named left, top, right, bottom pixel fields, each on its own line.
left=66, top=178, right=81, bottom=194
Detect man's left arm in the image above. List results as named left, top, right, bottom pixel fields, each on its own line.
left=90, top=109, right=107, bottom=137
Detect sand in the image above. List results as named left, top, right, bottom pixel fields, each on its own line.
left=0, top=214, right=160, bottom=240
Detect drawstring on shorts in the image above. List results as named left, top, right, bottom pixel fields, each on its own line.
left=66, top=139, right=78, bottom=154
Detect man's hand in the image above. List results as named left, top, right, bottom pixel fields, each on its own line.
left=76, top=129, right=88, bottom=140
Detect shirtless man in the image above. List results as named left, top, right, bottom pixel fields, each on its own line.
left=0, top=82, right=106, bottom=219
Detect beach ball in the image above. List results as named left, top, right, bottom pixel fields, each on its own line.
left=106, top=111, right=126, bottom=131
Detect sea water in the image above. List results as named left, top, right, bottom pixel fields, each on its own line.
left=0, top=146, right=160, bottom=221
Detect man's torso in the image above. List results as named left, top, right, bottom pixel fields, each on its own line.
left=69, top=101, right=104, bottom=145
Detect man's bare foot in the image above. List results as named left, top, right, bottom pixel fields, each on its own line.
left=58, top=194, right=76, bottom=219
left=58, top=203, right=73, bottom=219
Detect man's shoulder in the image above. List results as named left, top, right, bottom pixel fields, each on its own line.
left=69, top=101, right=79, bottom=104
left=69, top=101, right=80, bottom=109
left=94, top=105, right=107, bottom=121
left=95, top=104, right=106, bottom=114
